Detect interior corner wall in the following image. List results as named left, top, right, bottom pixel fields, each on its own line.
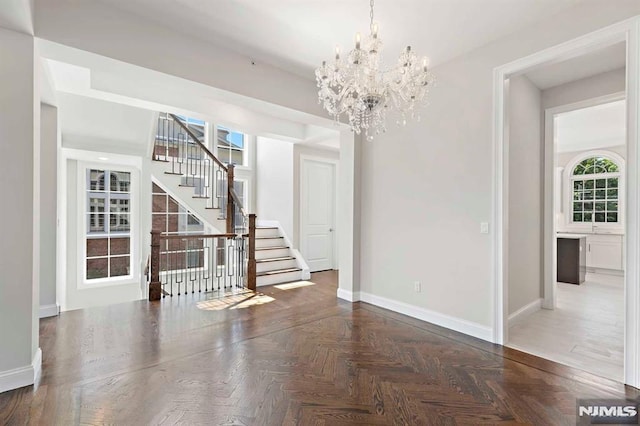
left=293, top=145, right=340, bottom=249
left=358, top=1, right=640, bottom=335
left=39, top=103, right=58, bottom=314
left=256, top=137, right=294, bottom=239
left=507, top=76, right=543, bottom=315
left=0, top=27, right=39, bottom=381
left=542, top=67, right=626, bottom=110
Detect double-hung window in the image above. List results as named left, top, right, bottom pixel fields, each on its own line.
left=86, top=169, right=132, bottom=280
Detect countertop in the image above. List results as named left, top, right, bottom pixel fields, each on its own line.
left=557, top=233, right=588, bottom=239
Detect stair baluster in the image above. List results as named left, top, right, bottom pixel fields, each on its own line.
left=149, top=113, right=257, bottom=300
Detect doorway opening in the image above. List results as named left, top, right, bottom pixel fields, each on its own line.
left=492, top=19, right=640, bottom=389
left=510, top=93, right=626, bottom=381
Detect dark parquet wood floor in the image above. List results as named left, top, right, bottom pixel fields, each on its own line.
left=1, top=271, right=639, bottom=425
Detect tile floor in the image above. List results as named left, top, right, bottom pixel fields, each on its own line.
left=508, top=272, right=624, bottom=381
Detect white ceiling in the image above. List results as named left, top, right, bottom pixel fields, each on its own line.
left=100, top=0, right=582, bottom=78
left=555, top=100, right=626, bottom=153
left=526, top=42, right=626, bottom=90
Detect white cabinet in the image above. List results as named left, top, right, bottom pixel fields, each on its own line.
left=586, top=234, right=623, bottom=271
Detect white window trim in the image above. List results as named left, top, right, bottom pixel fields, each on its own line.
left=213, top=124, right=253, bottom=171
left=563, top=149, right=625, bottom=233
left=77, top=161, right=140, bottom=289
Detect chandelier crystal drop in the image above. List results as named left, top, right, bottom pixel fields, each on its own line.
left=315, top=0, right=434, bottom=140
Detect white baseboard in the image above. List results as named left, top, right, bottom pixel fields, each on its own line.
left=39, top=304, right=60, bottom=318
left=0, top=348, right=42, bottom=394
left=508, top=298, right=542, bottom=326
left=353, top=291, right=492, bottom=342
left=336, top=288, right=359, bottom=302
left=586, top=267, right=624, bottom=277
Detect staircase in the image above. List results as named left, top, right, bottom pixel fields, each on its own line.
left=255, top=226, right=304, bottom=286
left=149, top=113, right=308, bottom=295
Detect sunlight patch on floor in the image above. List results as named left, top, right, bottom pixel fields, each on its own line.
left=196, top=292, right=275, bottom=311
left=273, top=281, right=316, bottom=290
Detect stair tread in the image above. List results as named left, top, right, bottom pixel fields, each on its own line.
left=164, top=172, right=183, bottom=176
left=256, top=246, right=289, bottom=251
left=256, top=236, right=283, bottom=240
left=257, top=268, right=302, bottom=277
left=257, top=227, right=278, bottom=230
left=256, top=256, right=296, bottom=263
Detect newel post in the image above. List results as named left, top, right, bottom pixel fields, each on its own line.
left=226, top=164, right=235, bottom=234
left=248, top=214, right=257, bottom=291
left=149, top=230, right=162, bottom=301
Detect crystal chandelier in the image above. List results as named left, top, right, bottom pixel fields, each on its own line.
left=315, top=0, right=433, bottom=140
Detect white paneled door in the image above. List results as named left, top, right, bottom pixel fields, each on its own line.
left=301, top=158, right=336, bottom=272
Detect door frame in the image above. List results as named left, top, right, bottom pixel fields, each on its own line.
left=492, top=17, right=640, bottom=388
left=543, top=92, right=626, bottom=310
left=299, top=154, right=339, bottom=271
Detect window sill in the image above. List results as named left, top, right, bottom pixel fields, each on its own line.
left=79, top=275, right=137, bottom=290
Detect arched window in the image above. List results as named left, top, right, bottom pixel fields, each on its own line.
left=569, top=153, right=622, bottom=224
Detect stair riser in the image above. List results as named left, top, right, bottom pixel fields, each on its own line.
left=255, top=248, right=290, bottom=260
left=256, top=259, right=298, bottom=273
left=256, top=228, right=280, bottom=238
left=256, top=238, right=286, bottom=249
left=257, top=270, right=303, bottom=287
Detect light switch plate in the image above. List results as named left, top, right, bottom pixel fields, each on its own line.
left=480, top=222, right=490, bottom=234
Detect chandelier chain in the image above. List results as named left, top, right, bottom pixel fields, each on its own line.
left=370, top=0, right=374, bottom=34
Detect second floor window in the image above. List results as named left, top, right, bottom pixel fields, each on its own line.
left=217, top=126, right=245, bottom=166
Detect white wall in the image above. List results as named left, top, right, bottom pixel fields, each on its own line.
left=542, top=68, right=625, bottom=110
left=293, top=144, right=340, bottom=249
left=39, top=103, right=58, bottom=316
left=0, top=26, right=39, bottom=390
left=256, top=137, right=294, bottom=239
left=359, top=1, right=640, bottom=336
left=507, top=76, right=543, bottom=315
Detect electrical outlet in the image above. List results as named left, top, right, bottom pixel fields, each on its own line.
left=414, top=281, right=421, bottom=293
left=480, top=222, right=489, bottom=234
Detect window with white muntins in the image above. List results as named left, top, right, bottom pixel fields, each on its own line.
left=85, top=169, right=132, bottom=280
left=569, top=155, right=622, bottom=225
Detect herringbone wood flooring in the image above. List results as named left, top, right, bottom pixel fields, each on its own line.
left=1, top=271, right=638, bottom=425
